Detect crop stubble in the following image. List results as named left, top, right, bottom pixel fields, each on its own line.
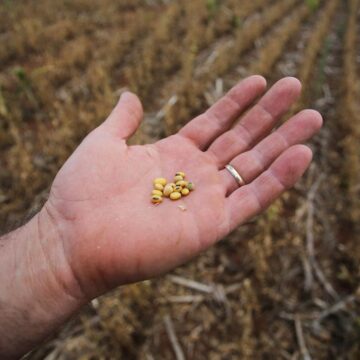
left=0, top=1, right=359, bottom=359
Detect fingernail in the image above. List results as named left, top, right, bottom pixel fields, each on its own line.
left=120, top=91, right=132, bottom=102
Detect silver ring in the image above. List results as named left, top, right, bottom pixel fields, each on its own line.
left=225, top=164, right=245, bottom=187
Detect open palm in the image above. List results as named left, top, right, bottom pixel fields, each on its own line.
left=46, top=76, right=322, bottom=301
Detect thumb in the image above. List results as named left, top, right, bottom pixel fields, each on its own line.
left=103, top=91, right=143, bottom=139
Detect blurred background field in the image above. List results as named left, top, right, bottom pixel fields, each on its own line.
left=1, top=0, right=360, bottom=358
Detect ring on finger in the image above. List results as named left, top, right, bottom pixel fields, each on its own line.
left=225, top=164, right=246, bottom=187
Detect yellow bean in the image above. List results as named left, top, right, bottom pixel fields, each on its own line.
left=170, top=192, right=181, bottom=200
left=174, top=175, right=183, bottom=182
left=154, top=183, right=164, bottom=191
left=174, top=185, right=182, bottom=192
left=176, top=180, right=187, bottom=187
left=151, top=195, right=163, bottom=204
left=153, top=178, right=167, bottom=186
left=175, top=171, right=186, bottom=178
left=168, top=182, right=176, bottom=189
left=181, top=188, right=190, bottom=196
left=163, top=184, right=174, bottom=197
left=152, top=189, right=163, bottom=196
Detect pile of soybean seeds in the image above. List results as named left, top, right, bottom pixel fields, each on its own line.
left=151, top=172, right=195, bottom=204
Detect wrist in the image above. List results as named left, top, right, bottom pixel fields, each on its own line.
left=34, top=203, right=87, bottom=305
left=0, top=205, right=86, bottom=359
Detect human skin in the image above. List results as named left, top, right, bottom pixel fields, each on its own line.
left=0, top=76, right=322, bottom=359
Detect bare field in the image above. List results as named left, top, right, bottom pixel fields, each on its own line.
left=1, top=0, right=360, bottom=359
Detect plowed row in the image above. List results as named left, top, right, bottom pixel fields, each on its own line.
left=0, top=1, right=359, bottom=359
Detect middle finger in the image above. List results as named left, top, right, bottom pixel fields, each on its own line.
left=207, top=77, right=301, bottom=168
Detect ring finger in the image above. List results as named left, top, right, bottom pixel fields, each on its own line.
left=219, top=109, right=323, bottom=195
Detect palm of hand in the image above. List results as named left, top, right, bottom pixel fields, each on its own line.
left=46, top=77, right=322, bottom=300
left=50, top=131, right=227, bottom=296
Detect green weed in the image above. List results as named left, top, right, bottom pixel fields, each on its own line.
left=305, top=0, right=320, bottom=11
left=206, top=0, right=219, bottom=13
left=12, top=67, right=38, bottom=107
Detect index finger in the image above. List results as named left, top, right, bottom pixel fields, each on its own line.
left=178, top=75, right=267, bottom=150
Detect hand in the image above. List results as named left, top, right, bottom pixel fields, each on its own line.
left=45, top=76, right=322, bottom=301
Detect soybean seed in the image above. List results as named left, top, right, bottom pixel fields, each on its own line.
left=163, top=184, right=174, bottom=197
left=174, top=185, right=182, bottom=192
left=181, top=188, right=190, bottom=196
left=174, top=175, right=183, bottom=182
left=153, top=178, right=167, bottom=186
left=186, top=182, right=195, bottom=191
left=151, top=195, right=163, bottom=204
left=176, top=180, right=187, bottom=187
left=154, top=183, right=164, bottom=191
left=170, top=192, right=181, bottom=200
left=175, top=172, right=186, bottom=178
left=152, top=189, right=163, bottom=196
